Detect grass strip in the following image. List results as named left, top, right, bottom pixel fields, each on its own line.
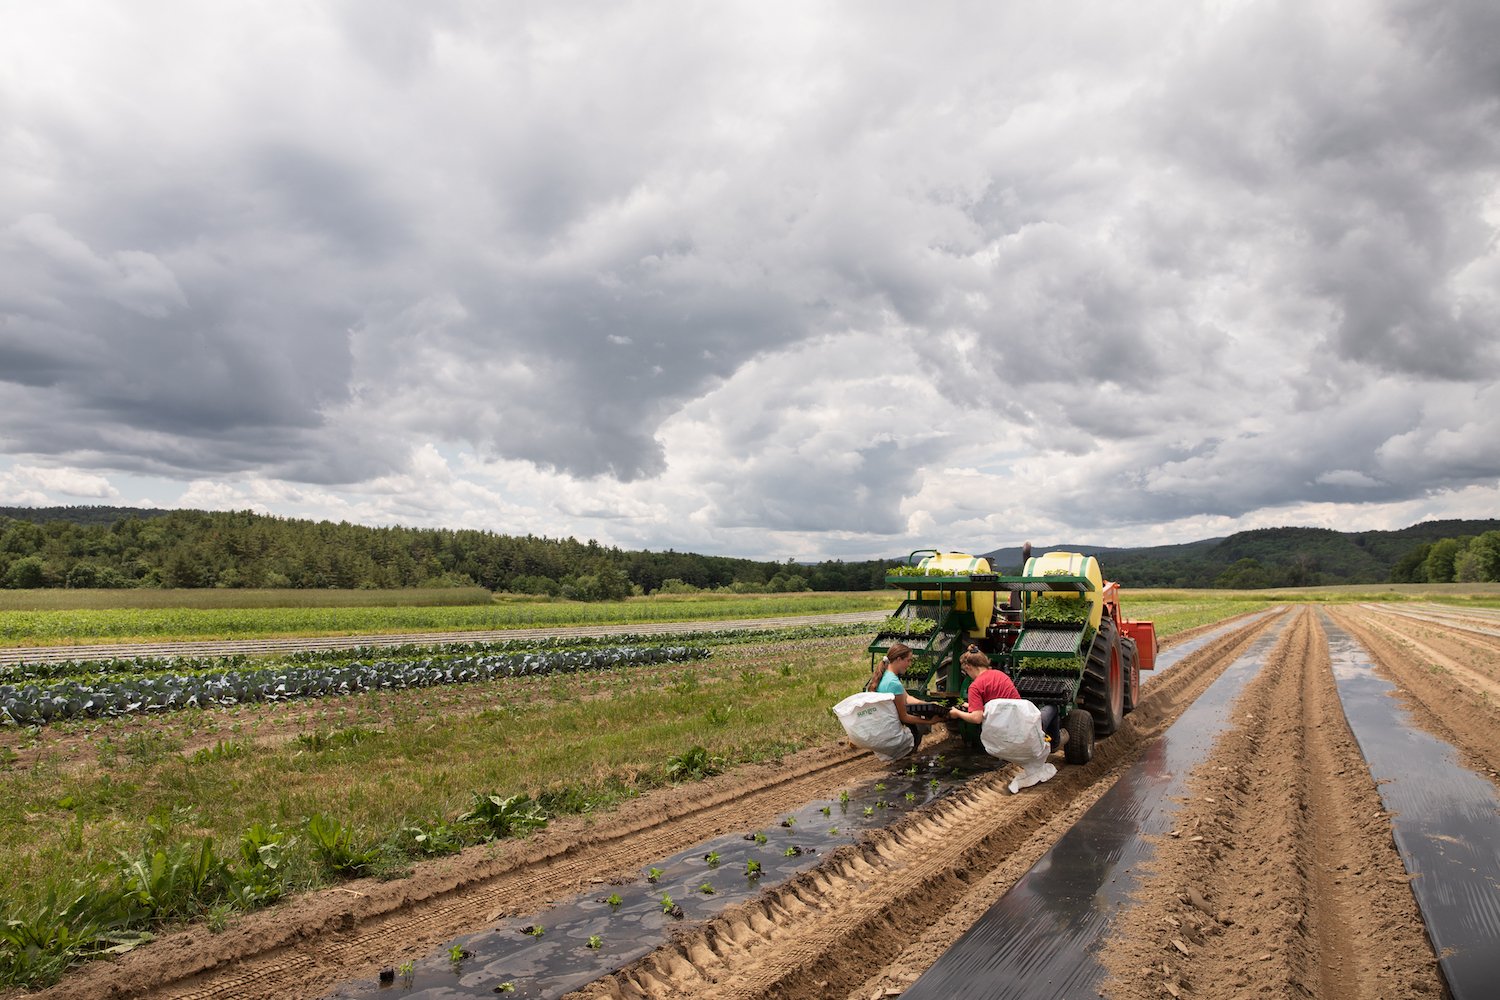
left=0, top=593, right=894, bottom=646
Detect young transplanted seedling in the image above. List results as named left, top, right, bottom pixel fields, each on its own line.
left=587, top=934, right=603, bottom=950
left=647, top=866, right=663, bottom=882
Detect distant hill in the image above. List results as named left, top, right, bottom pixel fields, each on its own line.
left=984, top=519, right=1500, bottom=588
left=0, top=505, right=175, bottom=526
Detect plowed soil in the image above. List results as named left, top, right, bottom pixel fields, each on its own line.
left=23, top=604, right=1498, bottom=1000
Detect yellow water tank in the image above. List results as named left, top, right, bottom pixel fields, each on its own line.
left=1022, top=551, right=1102, bottom=629
left=916, top=552, right=994, bottom=639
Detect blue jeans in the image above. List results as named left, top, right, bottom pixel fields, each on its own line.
left=1038, top=705, right=1061, bottom=746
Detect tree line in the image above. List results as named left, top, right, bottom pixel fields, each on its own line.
left=0, top=508, right=890, bottom=596
left=1389, top=530, right=1500, bottom=584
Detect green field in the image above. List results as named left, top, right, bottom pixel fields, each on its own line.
left=0, top=591, right=897, bottom=646
left=0, top=594, right=1269, bottom=986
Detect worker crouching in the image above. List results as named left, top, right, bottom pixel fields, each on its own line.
left=947, top=646, right=1062, bottom=792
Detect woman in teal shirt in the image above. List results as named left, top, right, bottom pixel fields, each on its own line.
left=868, top=642, right=947, bottom=750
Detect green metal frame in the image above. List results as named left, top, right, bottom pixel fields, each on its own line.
left=872, top=551, right=1100, bottom=742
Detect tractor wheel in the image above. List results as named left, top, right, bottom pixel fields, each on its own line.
left=1121, top=637, right=1141, bottom=715
left=1082, top=617, right=1124, bottom=736
left=1063, top=708, right=1094, bottom=765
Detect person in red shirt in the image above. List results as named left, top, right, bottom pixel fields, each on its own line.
left=946, top=645, right=1065, bottom=752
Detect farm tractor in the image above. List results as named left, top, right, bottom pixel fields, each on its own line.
left=868, top=547, right=1158, bottom=764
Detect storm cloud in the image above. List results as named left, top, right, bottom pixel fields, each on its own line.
left=1, top=0, right=1496, bottom=559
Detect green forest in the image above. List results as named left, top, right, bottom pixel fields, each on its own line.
left=0, top=507, right=886, bottom=595
left=984, top=520, right=1500, bottom=589
left=1, top=507, right=1496, bottom=594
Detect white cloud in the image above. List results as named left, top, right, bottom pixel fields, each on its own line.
left=1, top=1, right=1497, bottom=560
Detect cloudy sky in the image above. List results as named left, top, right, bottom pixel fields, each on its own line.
left=2, top=1, right=1497, bottom=561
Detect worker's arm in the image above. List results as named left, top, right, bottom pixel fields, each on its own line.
left=892, top=692, right=937, bottom=726
left=948, top=705, right=983, bottom=725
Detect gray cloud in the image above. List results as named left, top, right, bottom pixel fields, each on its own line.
left=1, top=1, right=1497, bottom=555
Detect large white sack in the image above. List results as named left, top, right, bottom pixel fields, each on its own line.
left=980, top=698, right=1048, bottom=766
left=833, top=692, right=914, bottom=761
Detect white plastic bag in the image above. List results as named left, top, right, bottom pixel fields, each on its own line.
left=1008, top=761, right=1057, bottom=794
left=833, top=692, right=914, bottom=761
left=980, top=698, right=1048, bottom=766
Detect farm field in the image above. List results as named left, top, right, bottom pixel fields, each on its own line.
left=0, top=591, right=899, bottom=647
left=3, top=595, right=1497, bottom=998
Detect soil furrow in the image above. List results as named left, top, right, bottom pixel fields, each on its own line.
left=565, top=612, right=1285, bottom=1000
left=1099, top=609, right=1443, bottom=1000
left=1330, top=607, right=1500, bottom=788
left=32, top=744, right=883, bottom=1000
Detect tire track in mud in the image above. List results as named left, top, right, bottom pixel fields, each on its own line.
left=1330, top=606, right=1500, bottom=789
left=563, top=613, right=1287, bottom=1000
left=1099, top=609, right=1443, bottom=1000
left=31, top=745, right=886, bottom=1000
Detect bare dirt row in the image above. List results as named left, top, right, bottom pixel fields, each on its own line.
left=568, top=614, right=1288, bottom=1000
left=1333, top=605, right=1500, bottom=788
left=29, top=604, right=1500, bottom=1000
left=1099, top=609, right=1442, bottom=1000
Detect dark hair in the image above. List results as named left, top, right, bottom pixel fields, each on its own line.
left=960, top=645, right=991, bottom=671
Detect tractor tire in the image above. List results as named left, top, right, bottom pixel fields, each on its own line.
left=1082, top=617, right=1124, bottom=736
left=1063, top=708, right=1094, bottom=765
left=1121, top=636, right=1141, bottom=715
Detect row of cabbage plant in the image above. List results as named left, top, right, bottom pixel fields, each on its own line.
left=0, top=645, right=707, bottom=726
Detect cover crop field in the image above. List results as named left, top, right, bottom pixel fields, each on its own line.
left=2, top=590, right=1495, bottom=1000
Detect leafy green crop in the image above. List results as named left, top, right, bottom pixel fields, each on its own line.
left=875, top=615, right=938, bottom=637
left=457, top=793, right=548, bottom=841
left=1024, top=595, right=1092, bottom=627
left=0, top=644, right=709, bottom=727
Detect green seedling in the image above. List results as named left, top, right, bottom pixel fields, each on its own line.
left=398, top=960, right=415, bottom=987
left=905, top=764, right=918, bottom=777
left=784, top=845, right=803, bottom=857
left=874, top=782, right=887, bottom=792
left=863, top=806, right=875, bottom=817
left=906, top=792, right=916, bottom=802
left=699, top=881, right=716, bottom=895
left=660, top=893, right=675, bottom=912
left=496, top=984, right=516, bottom=994
left=522, top=924, right=544, bottom=937
left=647, top=866, right=663, bottom=882
left=753, top=832, right=767, bottom=845
left=780, top=816, right=796, bottom=827
left=876, top=799, right=888, bottom=809
left=929, top=778, right=940, bottom=789
left=746, top=859, right=762, bottom=876
left=820, top=806, right=831, bottom=816
left=839, top=790, right=850, bottom=804
left=704, top=850, right=721, bottom=867
left=606, top=892, right=623, bottom=909
left=829, top=827, right=838, bottom=834
left=587, top=934, right=603, bottom=949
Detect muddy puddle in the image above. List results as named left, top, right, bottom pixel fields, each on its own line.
left=326, top=749, right=998, bottom=999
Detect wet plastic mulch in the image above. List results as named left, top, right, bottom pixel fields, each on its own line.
left=1322, top=613, right=1500, bottom=1000
left=1144, top=608, right=1280, bottom=682
left=899, top=612, right=1293, bottom=999
left=325, top=752, right=997, bottom=999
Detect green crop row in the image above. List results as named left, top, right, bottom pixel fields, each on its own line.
left=1, top=646, right=708, bottom=727
left=0, top=593, right=893, bottom=645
